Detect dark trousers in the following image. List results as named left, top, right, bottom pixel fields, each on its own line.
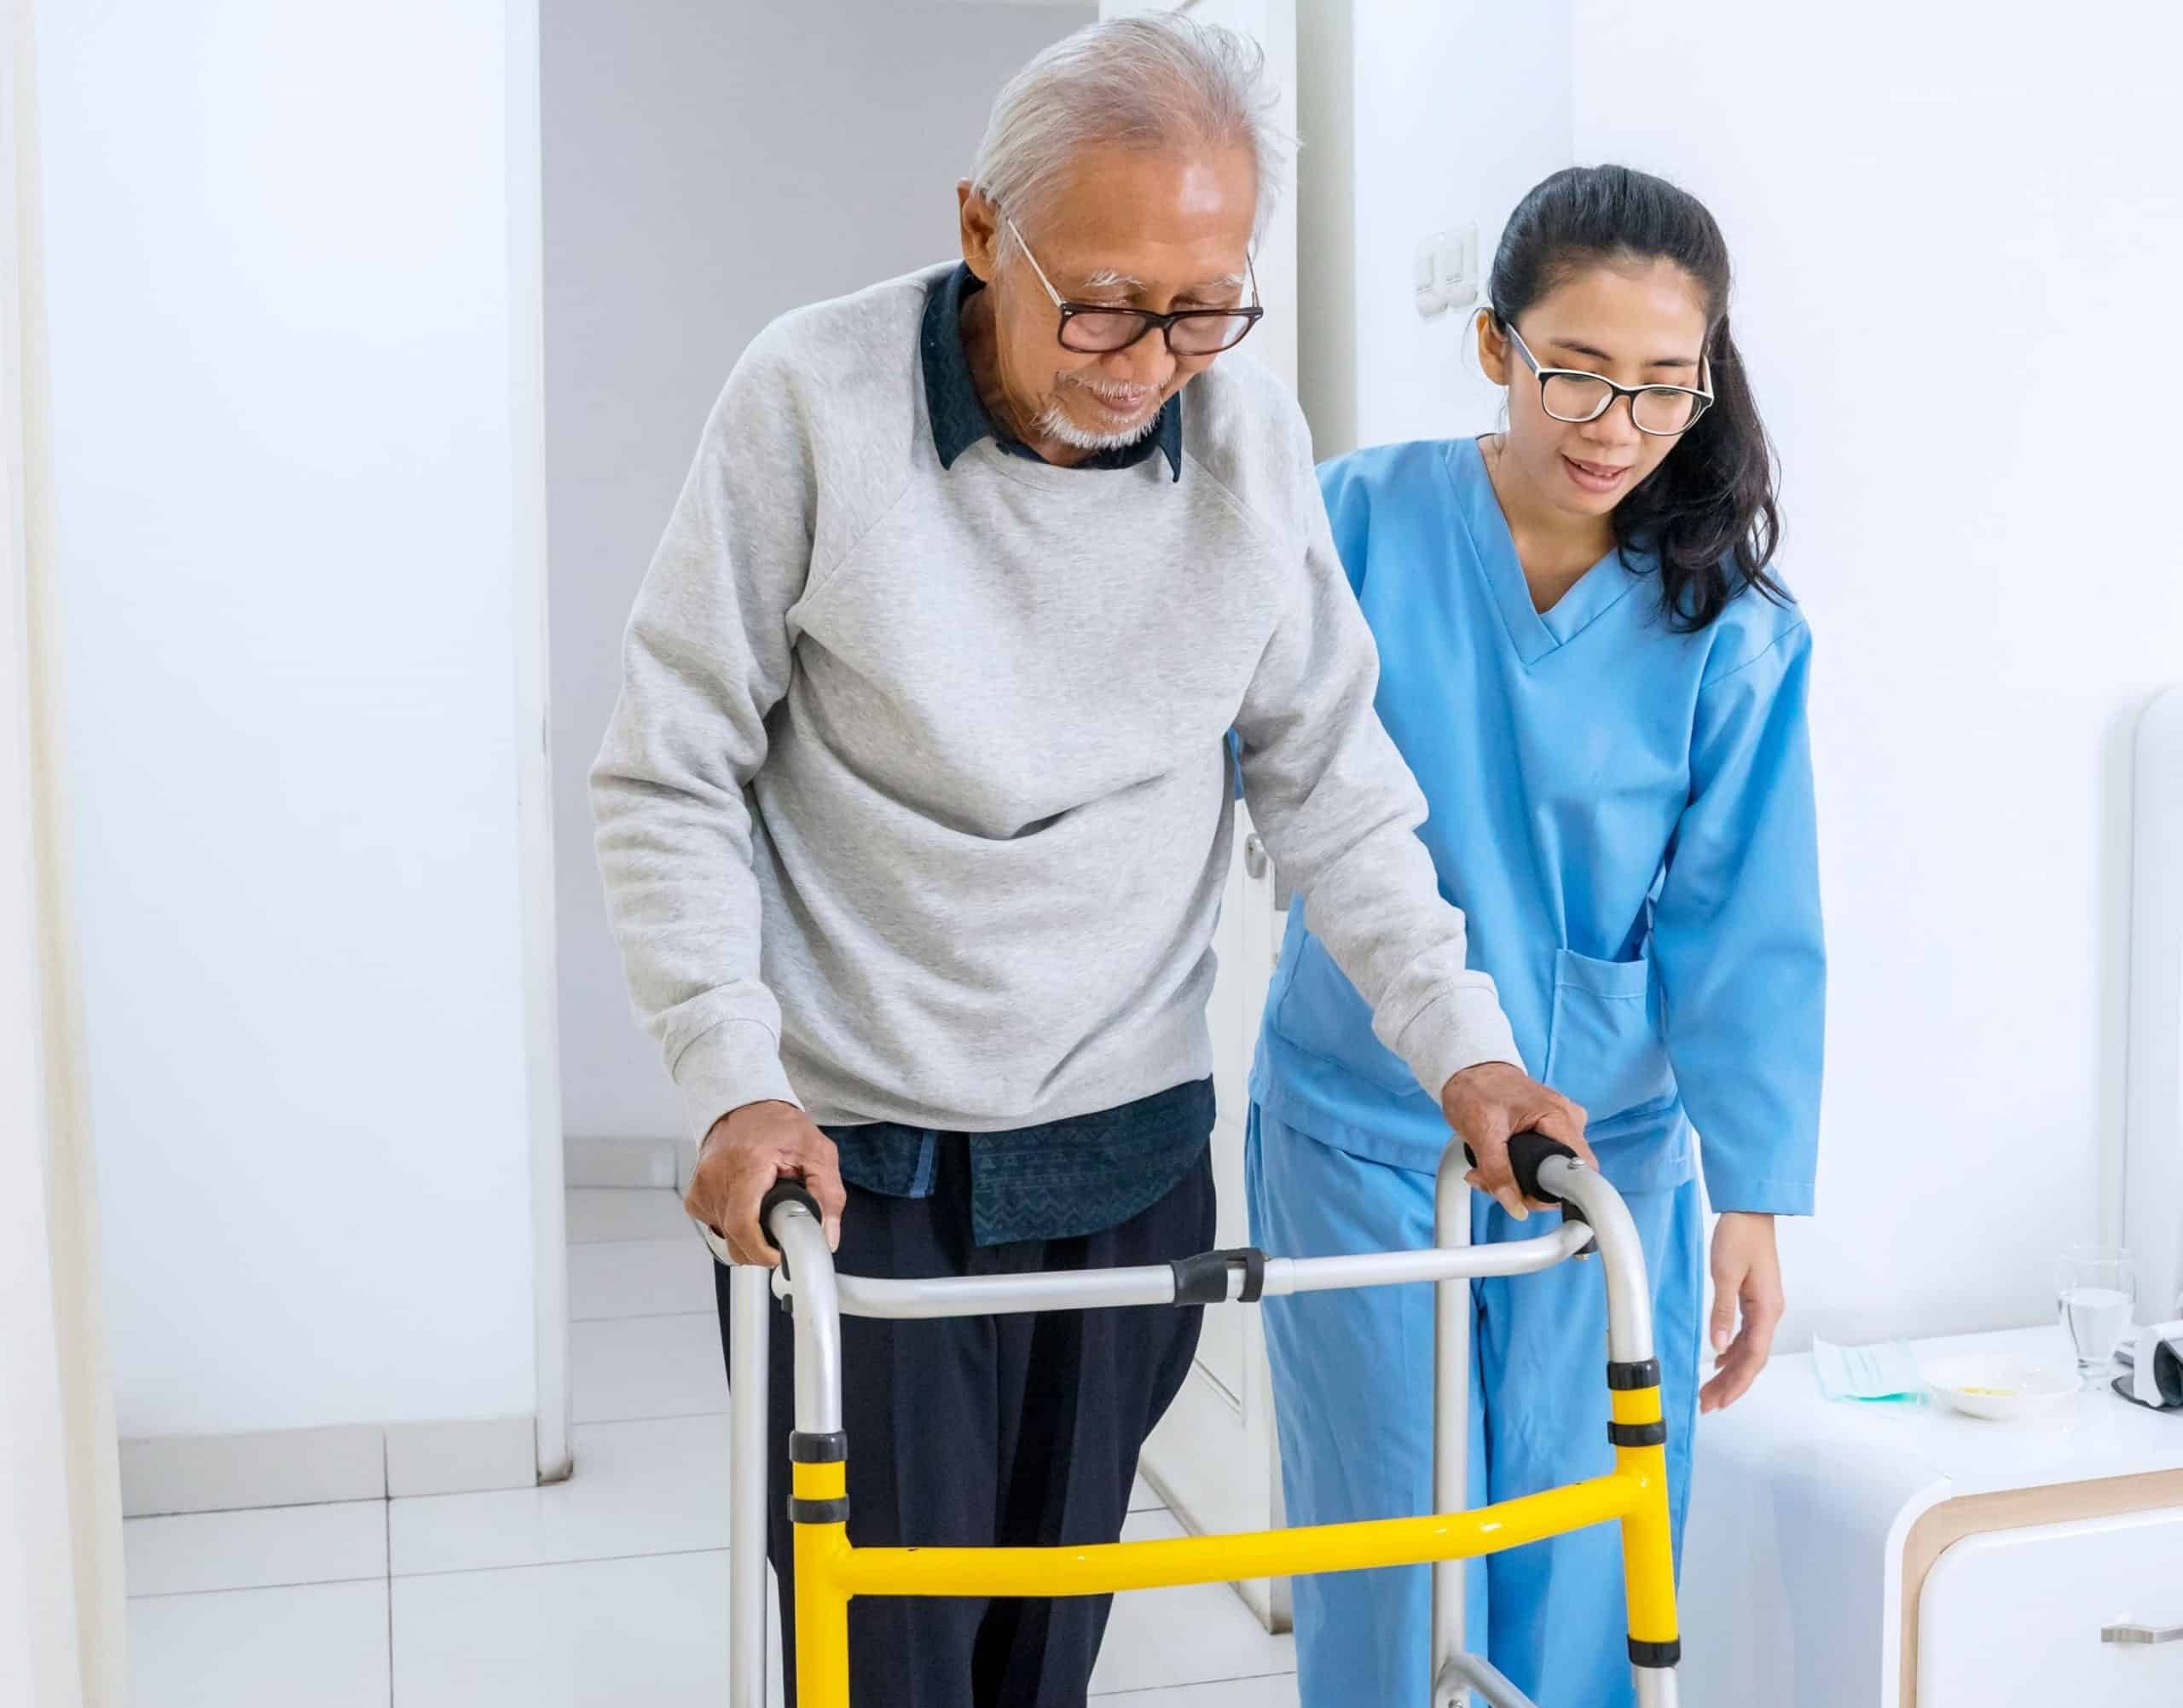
left=715, top=1137, right=1214, bottom=1708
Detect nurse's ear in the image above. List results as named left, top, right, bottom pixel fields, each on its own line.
left=1474, top=307, right=1513, bottom=386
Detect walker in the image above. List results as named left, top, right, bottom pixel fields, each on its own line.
left=698, top=1130, right=1682, bottom=1707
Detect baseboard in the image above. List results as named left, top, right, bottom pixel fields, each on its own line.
left=564, top=1133, right=692, bottom=1191
left=385, top=1415, right=537, bottom=1498
left=120, top=1415, right=539, bottom=1517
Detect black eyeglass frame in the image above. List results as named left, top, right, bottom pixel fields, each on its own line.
left=1005, top=215, right=1265, bottom=356
left=1491, top=309, right=1715, bottom=437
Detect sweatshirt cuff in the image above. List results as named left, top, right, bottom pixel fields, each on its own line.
left=1700, top=1164, right=1815, bottom=1218
left=1392, top=984, right=1523, bottom=1103
left=672, top=1017, right=802, bottom=1145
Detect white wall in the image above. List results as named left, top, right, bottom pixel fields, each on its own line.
left=1307, top=1, right=2183, bottom=1347
left=38, top=3, right=549, bottom=1436
left=1298, top=0, right=1572, bottom=459
left=1570, top=0, right=2183, bottom=1344
left=544, top=0, right=1094, bottom=1141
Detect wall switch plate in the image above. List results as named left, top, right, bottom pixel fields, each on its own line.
left=1413, top=223, right=1479, bottom=318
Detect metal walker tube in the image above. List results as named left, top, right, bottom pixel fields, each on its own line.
left=726, top=1264, right=772, bottom=1708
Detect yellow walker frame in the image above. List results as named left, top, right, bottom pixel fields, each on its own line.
left=703, top=1131, right=1682, bottom=1707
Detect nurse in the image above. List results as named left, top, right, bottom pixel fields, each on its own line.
left=1247, top=164, right=1824, bottom=1707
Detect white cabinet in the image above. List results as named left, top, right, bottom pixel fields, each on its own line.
left=1679, top=1325, right=2183, bottom=1708
left=1919, top=1508, right=2183, bottom=1705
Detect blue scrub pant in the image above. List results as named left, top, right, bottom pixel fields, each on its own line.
left=1245, top=1104, right=1703, bottom=1708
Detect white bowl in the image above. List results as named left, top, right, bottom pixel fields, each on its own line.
left=1920, top=1352, right=2076, bottom=1421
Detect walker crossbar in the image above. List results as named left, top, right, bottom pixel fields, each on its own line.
left=704, top=1134, right=1682, bottom=1708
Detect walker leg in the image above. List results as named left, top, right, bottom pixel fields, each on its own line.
left=728, top=1264, right=773, bottom=1708
left=1543, top=1159, right=1683, bottom=1708
left=1430, top=1146, right=1473, bottom=1706
left=1437, top=1653, right=1546, bottom=1708
left=773, top=1196, right=853, bottom=1706
left=792, top=1508, right=851, bottom=1708
left=1619, top=1450, right=1681, bottom=1708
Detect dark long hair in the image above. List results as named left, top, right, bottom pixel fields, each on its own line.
left=1488, top=165, right=1786, bottom=631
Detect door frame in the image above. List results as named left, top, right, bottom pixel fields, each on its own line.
left=507, top=0, right=572, bottom=1485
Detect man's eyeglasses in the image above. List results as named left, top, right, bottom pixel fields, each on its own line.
left=1495, top=313, right=1714, bottom=437
left=1005, top=216, right=1263, bottom=357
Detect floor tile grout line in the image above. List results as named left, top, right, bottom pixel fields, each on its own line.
left=390, top=1543, right=727, bottom=1582
left=126, top=1497, right=391, bottom=1521
left=567, top=1415, right=729, bottom=1433
left=130, top=1510, right=1172, bottom=1597
left=126, top=1571, right=391, bottom=1602
left=1087, top=1673, right=1300, bottom=1699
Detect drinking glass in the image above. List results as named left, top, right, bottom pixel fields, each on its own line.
left=2056, top=1245, right=2134, bottom=1388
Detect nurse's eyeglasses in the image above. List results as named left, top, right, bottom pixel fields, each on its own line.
left=1493, top=312, right=1714, bottom=437
left=1005, top=216, right=1263, bottom=356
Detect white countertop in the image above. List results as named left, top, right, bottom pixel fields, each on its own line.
left=1699, top=1323, right=2183, bottom=1498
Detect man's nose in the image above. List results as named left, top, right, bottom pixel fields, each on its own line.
left=1103, top=336, right=1173, bottom=390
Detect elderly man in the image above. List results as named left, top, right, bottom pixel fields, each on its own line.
left=593, top=15, right=1587, bottom=1707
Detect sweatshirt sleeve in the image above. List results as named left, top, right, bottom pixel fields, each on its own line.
left=1232, top=444, right=1522, bottom=1101
left=1650, top=620, right=1826, bottom=1215
left=589, top=342, right=815, bottom=1144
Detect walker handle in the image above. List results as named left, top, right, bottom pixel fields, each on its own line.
left=1462, top=1129, right=1579, bottom=1205
left=758, top=1178, right=825, bottom=1257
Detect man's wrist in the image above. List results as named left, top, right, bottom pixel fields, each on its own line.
left=713, top=1098, right=796, bottom=1142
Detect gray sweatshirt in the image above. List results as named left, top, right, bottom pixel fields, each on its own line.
left=591, top=263, right=1519, bottom=1142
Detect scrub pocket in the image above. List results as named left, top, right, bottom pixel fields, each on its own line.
left=1540, top=947, right=1677, bottom=1122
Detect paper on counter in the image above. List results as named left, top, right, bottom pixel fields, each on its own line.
left=1810, top=1335, right=1925, bottom=1403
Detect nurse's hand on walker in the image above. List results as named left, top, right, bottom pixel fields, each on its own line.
left=1439, top=1062, right=1596, bottom=1220
left=685, top=1099, right=848, bottom=1267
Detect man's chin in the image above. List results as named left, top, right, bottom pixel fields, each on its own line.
left=1045, top=397, right=1161, bottom=452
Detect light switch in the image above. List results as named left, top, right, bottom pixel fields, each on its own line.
left=1413, top=224, right=1479, bottom=319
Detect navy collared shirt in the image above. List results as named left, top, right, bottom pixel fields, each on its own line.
left=919, top=262, right=1184, bottom=481
left=825, top=265, right=1201, bottom=1246
left=829, top=1078, right=1214, bottom=1248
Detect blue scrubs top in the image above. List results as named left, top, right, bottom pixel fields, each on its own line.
left=1249, top=437, right=1823, bottom=1213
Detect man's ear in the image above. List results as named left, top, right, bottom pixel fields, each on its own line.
left=958, top=182, right=1001, bottom=283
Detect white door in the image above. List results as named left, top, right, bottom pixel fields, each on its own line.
left=1098, top=0, right=1298, bottom=1633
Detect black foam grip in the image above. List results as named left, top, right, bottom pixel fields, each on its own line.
left=1462, top=1128, right=1579, bottom=1204
left=759, top=1178, right=824, bottom=1255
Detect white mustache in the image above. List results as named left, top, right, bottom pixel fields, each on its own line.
left=1064, top=378, right=1156, bottom=408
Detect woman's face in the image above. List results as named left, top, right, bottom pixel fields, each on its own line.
left=1479, top=258, right=1711, bottom=523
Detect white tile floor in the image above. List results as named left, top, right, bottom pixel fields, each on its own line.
left=126, top=1187, right=1300, bottom=1706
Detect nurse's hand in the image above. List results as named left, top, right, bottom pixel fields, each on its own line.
left=685, top=1100, right=846, bottom=1267
left=1700, top=1213, right=1783, bottom=1412
left=1439, top=1062, right=1595, bottom=1220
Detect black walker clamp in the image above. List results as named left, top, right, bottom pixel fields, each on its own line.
left=1169, top=1247, right=1268, bottom=1306
left=787, top=1429, right=851, bottom=1525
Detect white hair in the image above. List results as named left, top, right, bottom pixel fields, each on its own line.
left=970, top=14, right=1292, bottom=253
